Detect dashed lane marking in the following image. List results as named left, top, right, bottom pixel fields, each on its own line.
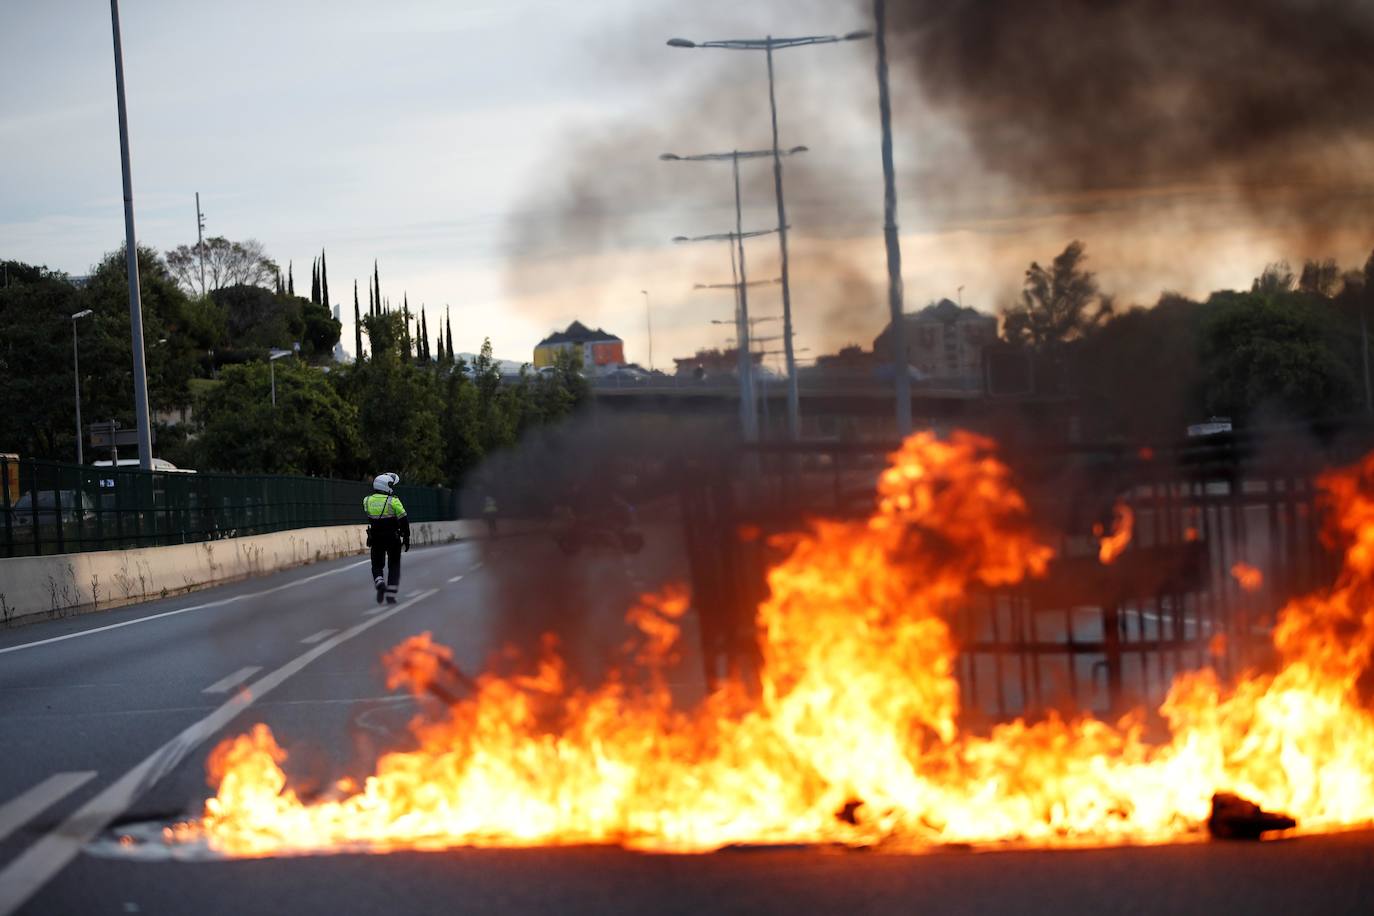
left=0, top=589, right=439, bottom=916
left=201, top=666, right=262, bottom=695
left=0, top=773, right=97, bottom=845
left=0, top=561, right=370, bottom=657
left=447, top=575, right=464, bottom=583
left=300, top=629, right=338, bottom=645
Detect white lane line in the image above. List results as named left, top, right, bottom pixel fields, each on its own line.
left=447, top=575, right=464, bottom=583
left=0, top=560, right=371, bottom=658
left=201, top=667, right=263, bottom=695
left=404, top=589, right=421, bottom=598
left=0, top=588, right=439, bottom=916
left=0, top=773, right=96, bottom=845
left=300, top=629, right=338, bottom=645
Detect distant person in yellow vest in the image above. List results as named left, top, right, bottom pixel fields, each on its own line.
left=364, top=472, right=409, bottom=604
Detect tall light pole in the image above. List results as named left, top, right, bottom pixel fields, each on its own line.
left=672, top=228, right=779, bottom=442
left=669, top=32, right=868, bottom=440
left=195, top=192, right=207, bottom=297
left=640, top=289, right=654, bottom=371
left=873, top=0, right=910, bottom=436
left=663, top=146, right=805, bottom=441
left=268, top=348, right=292, bottom=407
left=109, top=0, right=153, bottom=470
left=70, top=309, right=93, bottom=465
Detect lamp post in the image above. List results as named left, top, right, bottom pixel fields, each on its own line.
left=268, top=348, right=292, bottom=407
left=70, top=309, right=93, bottom=465
left=640, top=289, right=654, bottom=371
left=668, top=32, right=868, bottom=439
left=663, top=146, right=804, bottom=441
left=872, top=0, right=910, bottom=436
left=673, top=228, right=779, bottom=441
left=109, top=0, right=154, bottom=470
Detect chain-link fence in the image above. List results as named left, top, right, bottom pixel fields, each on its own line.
left=0, top=456, right=457, bottom=558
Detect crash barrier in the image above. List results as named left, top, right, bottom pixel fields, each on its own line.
left=680, top=426, right=1374, bottom=718
left=0, top=456, right=457, bottom=559
left=0, top=518, right=545, bottom=624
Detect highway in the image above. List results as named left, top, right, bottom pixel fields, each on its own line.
left=0, top=528, right=1371, bottom=915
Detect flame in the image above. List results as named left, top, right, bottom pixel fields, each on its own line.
left=192, top=431, right=1374, bottom=856
left=1232, top=562, right=1264, bottom=592
left=1093, top=501, right=1135, bottom=564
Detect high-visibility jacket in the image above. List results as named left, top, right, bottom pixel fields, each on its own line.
left=364, top=492, right=410, bottom=544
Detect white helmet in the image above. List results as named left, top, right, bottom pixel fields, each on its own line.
left=372, top=472, right=400, bottom=494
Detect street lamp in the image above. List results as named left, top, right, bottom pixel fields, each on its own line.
left=110, top=0, right=154, bottom=470
left=673, top=228, right=780, bottom=442
left=695, top=277, right=781, bottom=291
left=70, top=309, right=93, bottom=465
left=664, top=145, right=806, bottom=441
left=668, top=32, right=868, bottom=439
left=640, top=289, right=654, bottom=371
left=268, top=348, right=292, bottom=407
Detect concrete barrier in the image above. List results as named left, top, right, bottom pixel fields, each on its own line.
left=0, top=519, right=542, bottom=626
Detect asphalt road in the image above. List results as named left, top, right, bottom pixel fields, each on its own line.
left=0, top=527, right=1371, bottom=915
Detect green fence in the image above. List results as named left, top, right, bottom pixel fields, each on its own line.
left=0, top=456, right=457, bottom=558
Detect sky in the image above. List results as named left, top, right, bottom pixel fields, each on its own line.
left=4, top=0, right=1372, bottom=372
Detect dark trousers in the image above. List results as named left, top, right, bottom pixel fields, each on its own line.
left=370, top=540, right=401, bottom=594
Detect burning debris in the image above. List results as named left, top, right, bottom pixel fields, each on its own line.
left=1208, top=793, right=1296, bottom=841
left=188, top=431, right=1374, bottom=857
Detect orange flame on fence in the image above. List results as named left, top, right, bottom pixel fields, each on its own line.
left=1232, top=562, right=1264, bottom=592
left=1093, top=501, right=1135, bottom=565
left=192, top=432, right=1374, bottom=856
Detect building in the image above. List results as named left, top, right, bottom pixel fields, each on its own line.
left=533, top=321, right=625, bottom=376
left=672, top=347, right=762, bottom=380
left=873, top=299, right=997, bottom=384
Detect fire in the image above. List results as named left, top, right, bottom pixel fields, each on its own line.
left=1232, top=562, right=1264, bottom=592
left=1093, top=501, right=1135, bottom=564
left=190, top=431, right=1374, bottom=856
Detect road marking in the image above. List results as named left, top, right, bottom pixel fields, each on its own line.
left=0, top=560, right=370, bottom=657
left=447, top=575, right=464, bottom=583
left=404, top=589, right=421, bottom=598
left=0, top=773, right=96, bottom=845
left=300, top=629, right=338, bottom=645
left=201, top=666, right=262, bottom=695
left=0, top=588, right=439, bottom=916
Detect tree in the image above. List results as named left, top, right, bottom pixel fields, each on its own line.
left=166, top=237, right=277, bottom=295
left=1001, top=240, right=1112, bottom=349
left=341, top=312, right=444, bottom=483
left=373, top=261, right=381, bottom=318
left=310, top=258, right=320, bottom=305
left=196, top=361, right=362, bottom=476
left=445, top=308, right=454, bottom=366
left=1199, top=289, right=1357, bottom=422
left=353, top=280, right=363, bottom=361
left=287, top=262, right=295, bottom=297
left=1252, top=261, right=1296, bottom=295
left=1299, top=258, right=1340, bottom=298
left=320, top=249, right=330, bottom=308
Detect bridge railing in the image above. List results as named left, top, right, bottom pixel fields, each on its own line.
left=0, top=456, right=456, bottom=558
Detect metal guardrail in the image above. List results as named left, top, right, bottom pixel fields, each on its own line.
left=0, top=457, right=456, bottom=558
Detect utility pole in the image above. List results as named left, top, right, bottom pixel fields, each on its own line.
left=195, top=191, right=206, bottom=297
left=874, top=0, right=911, bottom=437
left=110, top=0, right=153, bottom=470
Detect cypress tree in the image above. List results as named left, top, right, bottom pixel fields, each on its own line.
left=353, top=279, right=363, bottom=361
left=310, top=259, right=320, bottom=305
left=401, top=295, right=412, bottom=361
left=445, top=308, right=455, bottom=366
left=320, top=249, right=330, bottom=308
left=373, top=261, right=381, bottom=314
left=419, top=308, right=429, bottom=363
left=287, top=262, right=294, bottom=297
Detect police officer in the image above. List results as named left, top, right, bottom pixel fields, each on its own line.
left=364, top=472, right=409, bottom=604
